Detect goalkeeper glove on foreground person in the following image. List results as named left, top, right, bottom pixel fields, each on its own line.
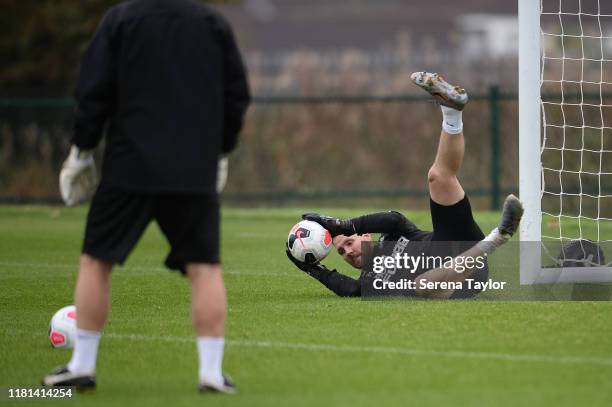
left=59, top=146, right=97, bottom=206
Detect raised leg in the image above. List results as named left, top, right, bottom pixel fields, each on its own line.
left=428, top=128, right=466, bottom=206
left=411, top=72, right=469, bottom=206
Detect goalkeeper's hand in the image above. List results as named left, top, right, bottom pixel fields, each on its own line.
left=301, top=213, right=356, bottom=237
left=285, top=247, right=334, bottom=275
left=216, top=156, right=228, bottom=193
left=59, top=145, right=97, bottom=206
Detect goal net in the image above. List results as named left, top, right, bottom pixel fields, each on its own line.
left=520, top=0, right=612, bottom=283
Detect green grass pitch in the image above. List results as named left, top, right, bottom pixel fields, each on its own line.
left=1, top=205, right=612, bottom=406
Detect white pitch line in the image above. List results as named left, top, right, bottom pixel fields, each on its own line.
left=105, top=332, right=612, bottom=367
left=4, top=266, right=611, bottom=367
left=0, top=261, right=299, bottom=278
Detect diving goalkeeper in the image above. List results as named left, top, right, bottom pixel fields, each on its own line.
left=286, top=72, right=523, bottom=299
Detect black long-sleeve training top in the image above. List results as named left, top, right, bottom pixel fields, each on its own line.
left=306, top=211, right=433, bottom=297
left=73, top=0, right=251, bottom=194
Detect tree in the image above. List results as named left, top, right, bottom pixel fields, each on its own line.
left=0, top=0, right=230, bottom=94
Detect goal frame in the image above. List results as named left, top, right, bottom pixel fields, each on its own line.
left=518, top=0, right=612, bottom=284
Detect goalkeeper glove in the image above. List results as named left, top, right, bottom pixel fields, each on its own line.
left=216, top=156, right=228, bottom=193
left=301, top=213, right=356, bottom=237
left=285, top=248, right=335, bottom=276
left=59, top=145, right=97, bottom=206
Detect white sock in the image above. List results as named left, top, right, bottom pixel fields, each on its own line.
left=476, top=228, right=508, bottom=255
left=67, top=329, right=101, bottom=375
left=441, top=105, right=463, bottom=134
left=197, top=337, right=225, bottom=386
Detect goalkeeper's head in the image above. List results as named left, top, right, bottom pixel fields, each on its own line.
left=333, top=234, right=372, bottom=269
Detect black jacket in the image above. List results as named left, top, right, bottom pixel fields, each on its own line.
left=73, top=0, right=250, bottom=193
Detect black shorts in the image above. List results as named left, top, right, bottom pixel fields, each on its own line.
left=429, top=195, right=488, bottom=299
left=430, top=195, right=485, bottom=242
left=82, top=185, right=220, bottom=274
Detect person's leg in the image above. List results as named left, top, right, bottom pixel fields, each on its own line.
left=415, top=240, right=490, bottom=299
left=415, top=194, right=524, bottom=299
left=66, top=189, right=152, bottom=375
left=427, top=113, right=466, bottom=206
left=411, top=72, right=468, bottom=206
left=43, top=187, right=153, bottom=388
left=74, top=255, right=113, bottom=330
left=156, top=195, right=233, bottom=392
left=186, top=263, right=228, bottom=388
left=67, top=255, right=113, bottom=374
left=187, top=263, right=227, bottom=337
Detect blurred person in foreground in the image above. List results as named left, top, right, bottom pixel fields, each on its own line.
left=42, top=0, right=250, bottom=394
left=287, top=72, right=522, bottom=300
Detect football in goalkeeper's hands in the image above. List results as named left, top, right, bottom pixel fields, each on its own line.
left=287, top=220, right=333, bottom=263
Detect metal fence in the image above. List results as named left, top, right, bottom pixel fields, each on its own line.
left=0, top=88, right=516, bottom=209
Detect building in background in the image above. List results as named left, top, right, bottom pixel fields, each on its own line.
left=215, top=0, right=518, bottom=94
left=458, top=14, right=518, bottom=61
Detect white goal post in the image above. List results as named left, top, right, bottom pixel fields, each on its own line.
left=519, top=0, right=612, bottom=284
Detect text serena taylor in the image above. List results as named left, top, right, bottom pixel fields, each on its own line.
left=372, top=278, right=506, bottom=291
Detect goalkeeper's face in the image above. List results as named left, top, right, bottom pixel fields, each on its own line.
left=333, top=234, right=372, bottom=269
